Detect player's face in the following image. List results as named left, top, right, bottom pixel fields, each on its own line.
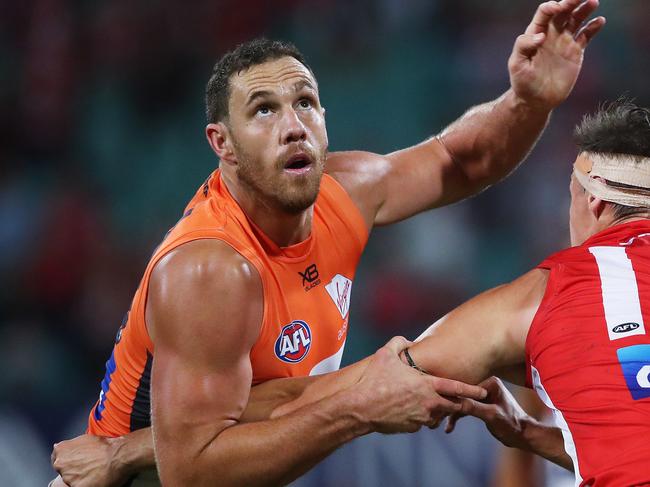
left=226, top=56, right=328, bottom=214
left=569, top=172, right=592, bottom=246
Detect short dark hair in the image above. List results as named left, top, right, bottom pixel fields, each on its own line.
left=574, top=98, right=650, bottom=217
left=205, top=38, right=312, bottom=124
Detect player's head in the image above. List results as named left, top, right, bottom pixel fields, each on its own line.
left=204, top=38, right=327, bottom=215
left=569, top=99, right=650, bottom=245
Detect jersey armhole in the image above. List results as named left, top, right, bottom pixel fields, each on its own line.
left=524, top=263, right=560, bottom=388
left=139, top=232, right=270, bottom=353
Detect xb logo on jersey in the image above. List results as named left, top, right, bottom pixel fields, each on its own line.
left=275, top=320, right=312, bottom=363
left=617, top=344, right=650, bottom=400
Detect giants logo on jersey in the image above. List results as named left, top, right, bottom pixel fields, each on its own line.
left=325, top=274, right=352, bottom=319
left=275, top=320, right=312, bottom=363
left=617, top=344, right=650, bottom=400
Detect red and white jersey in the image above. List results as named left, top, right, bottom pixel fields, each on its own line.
left=526, top=220, right=650, bottom=487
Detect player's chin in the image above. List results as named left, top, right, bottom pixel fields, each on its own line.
left=278, top=186, right=320, bottom=214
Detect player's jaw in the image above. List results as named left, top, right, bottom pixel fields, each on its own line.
left=236, top=142, right=326, bottom=215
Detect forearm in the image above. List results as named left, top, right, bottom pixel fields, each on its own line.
left=439, top=90, right=550, bottom=188
left=156, top=388, right=370, bottom=487
left=110, top=428, right=156, bottom=475
left=519, top=418, right=573, bottom=471
left=271, top=357, right=371, bottom=417
left=242, top=375, right=319, bottom=422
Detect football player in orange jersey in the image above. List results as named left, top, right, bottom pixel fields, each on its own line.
left=51, top=1, right=604, bottom=486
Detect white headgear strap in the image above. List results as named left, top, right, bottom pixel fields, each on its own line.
left=573, top=152, right=650, bottom=208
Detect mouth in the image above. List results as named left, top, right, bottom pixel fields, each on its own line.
left=283, top=152, right=314, bottom=175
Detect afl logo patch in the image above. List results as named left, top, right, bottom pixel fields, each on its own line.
left=613, top=322, right=641, bottom=334
left=275, top=320, right=312, bottom=363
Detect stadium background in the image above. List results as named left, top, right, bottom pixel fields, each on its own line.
left=2, top=0, right=648, bottom=485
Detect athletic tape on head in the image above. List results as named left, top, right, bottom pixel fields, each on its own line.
left=573, top=152, right=650, bottom=208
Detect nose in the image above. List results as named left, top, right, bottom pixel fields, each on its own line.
left=280, top=108, right=306, bottom=145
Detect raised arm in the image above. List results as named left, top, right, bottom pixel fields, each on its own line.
left=328, top=0, right=604, bottom=228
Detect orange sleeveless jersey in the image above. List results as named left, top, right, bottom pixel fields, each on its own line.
left=87, top=169, right=369, bottom=436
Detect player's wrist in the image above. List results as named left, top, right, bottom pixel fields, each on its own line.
left=108, top=434, right=150, bottom=478
left=334, top=388, right=375, bottom=437
left=505, top=88, right=554, bottom=118
left=520, top=416, right=559, bottom=455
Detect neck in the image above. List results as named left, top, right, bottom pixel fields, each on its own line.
left=221, top=170, right=313, bottom=247
left=607, top=213, right=650, bottom=229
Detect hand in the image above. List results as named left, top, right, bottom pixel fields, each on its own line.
left=353, top=336, right=487, bottom=434
left=445, top=376, right=535, bottom=450
left=509, top=0, right=606, bottom=110
left=51, top=434, right=131, bottom=487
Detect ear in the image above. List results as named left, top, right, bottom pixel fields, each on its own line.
left=206, top=122, right=236, bottom=165
left=587, top=192, right=606, bottom=220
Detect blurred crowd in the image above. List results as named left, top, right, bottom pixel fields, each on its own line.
left=2, top=0, right=649, bottom=485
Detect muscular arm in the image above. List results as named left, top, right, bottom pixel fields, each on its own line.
left=149, top=239, right=370, bottom=487
left=327, top=0, right=604, bottom=228
left=148, top=239, right=486, bottom=486
left=407, top=269, right=572, bottom=470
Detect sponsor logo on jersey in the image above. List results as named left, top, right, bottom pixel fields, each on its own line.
left=617, top=344, right=650, bottom=400
left=274, top=320, right=312, bottom=363
left=325, top=274, right=352, bottom=319
left=299, top=264, right=321, bottom=291
left=613, top=322, right=641, bottom=334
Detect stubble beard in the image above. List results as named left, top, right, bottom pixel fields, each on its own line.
left=234, top=143, right=327, bottom=215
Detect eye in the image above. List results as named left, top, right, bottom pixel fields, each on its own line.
left=256, top=105, right=271, bottom=116
left=298, top=98, right=312, bottom=110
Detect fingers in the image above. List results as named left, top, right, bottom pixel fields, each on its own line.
left=429, top=376, right=487, bottom=400
left=431, top=395, right=467, bottom=416
left=525, top=0, right=600, bottom=37
left=512, top=33, right=547, bottom=62
left=444, top=413, right=465, bottom=434
left=383, top=336, right=413, bottom=355
left=550, top=0, right=585, bottom=32
left=525, top=1, right=563, bottom=35
left=479, top=376, right=503, bottom=393
left=566, top=0, right=598, bottom=33
left=454, top=397, right=498, bottom=422
left=575, top=16, right=606, bottom=48
left=51, top=444, right=58, bottom=467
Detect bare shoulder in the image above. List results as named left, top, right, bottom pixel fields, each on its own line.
left=147, top=239, right=263, bottom=347
left=325, top=150, right=390, bottom=227
left=505, top=267, right=549, bottom=304
left=498, top=268, right=550, bottom=362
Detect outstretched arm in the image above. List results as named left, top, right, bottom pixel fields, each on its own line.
left=328, top=0, right=605, bottom=228
left=406, top=269, right=572, bottom=470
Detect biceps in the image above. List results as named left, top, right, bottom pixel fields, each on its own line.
left=410, top=324, right=495, bottom=384
left=409, top=296, right=513, bottom=384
